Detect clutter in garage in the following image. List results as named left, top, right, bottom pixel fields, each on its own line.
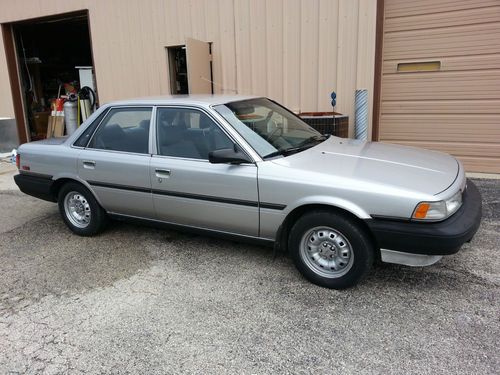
left=13, top=12, right=97, bottom=140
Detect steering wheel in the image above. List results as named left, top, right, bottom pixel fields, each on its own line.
left=262, top=110, right=282, bottom=142
left=267, top=124, right=283, bottom=142
left=264, top=110, right=274, bottom=124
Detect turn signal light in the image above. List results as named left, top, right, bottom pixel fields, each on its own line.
left=413, top=203, right=430, bottom=219
left=412, top=199, right=452, bottom=221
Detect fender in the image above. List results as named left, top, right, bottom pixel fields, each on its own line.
left=283, top=195, right=371, bottom=219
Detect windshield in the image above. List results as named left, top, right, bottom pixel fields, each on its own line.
left=213, top=98, right=325, bottom=158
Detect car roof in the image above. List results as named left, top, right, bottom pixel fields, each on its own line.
left=108, top=94, right=261, bottom=108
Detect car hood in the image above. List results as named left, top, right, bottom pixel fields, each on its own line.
left=271, top=137, right=459, bottom=196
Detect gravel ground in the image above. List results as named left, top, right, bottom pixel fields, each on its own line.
left=0, top=179, right=498, bottom=374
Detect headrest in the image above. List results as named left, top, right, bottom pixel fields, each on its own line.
left=100, top=124, right=125, bottom=142
left=139, top=119, right=150, bottom=130
left=199, top=114, right=213, bottom=129
left=158, top=110, right=176, bottom=126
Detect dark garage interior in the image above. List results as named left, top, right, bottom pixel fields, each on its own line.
left=13, top=12, right=94, bottom=141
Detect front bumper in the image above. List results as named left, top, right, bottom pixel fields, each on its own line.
left=366, top=179, right=482, bottom=256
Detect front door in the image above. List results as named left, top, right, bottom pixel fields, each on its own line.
left=151, top=106, right=259, bottom=236
left=78, top=106, right=154, bottom=218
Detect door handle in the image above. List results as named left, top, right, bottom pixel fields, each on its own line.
left=155, top=169, right=171, bottom=178
left=83, top=160, right=96, bottom=169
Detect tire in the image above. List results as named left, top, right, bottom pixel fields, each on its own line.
left=289, top=210, right=374, bottom=289
left=57, top=182, right=108, bottom=236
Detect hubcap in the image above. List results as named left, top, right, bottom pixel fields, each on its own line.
left=300, top=226, right=354, bottom=278
left=64, top=191, right=91, bottom=228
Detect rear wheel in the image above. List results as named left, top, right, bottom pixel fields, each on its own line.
left=289, top=210, right=374, bottom=289
left=58, top=182, right=107, bottom=236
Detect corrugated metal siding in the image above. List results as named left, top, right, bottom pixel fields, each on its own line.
left=0, top=0, right=376, bottom=137
left=379, top=0, right=500, bottom=173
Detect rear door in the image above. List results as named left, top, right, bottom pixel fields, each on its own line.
left=150, top=106, right=259, bottom=236
left=78, top=106, right=154, bottom=218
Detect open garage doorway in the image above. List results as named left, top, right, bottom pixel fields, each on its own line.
left=4, top=11, right=97, bottom=143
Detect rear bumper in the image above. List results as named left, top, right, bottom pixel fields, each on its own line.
left=366, top=179, right=482, bottom=256
left=14, top=173, right=56, bottom=202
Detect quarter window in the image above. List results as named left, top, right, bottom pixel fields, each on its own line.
left=89, top=107, right=152, bottom=154
left=156, top=108, right=233, bottom=159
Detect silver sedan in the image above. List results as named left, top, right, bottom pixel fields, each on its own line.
left=14, top=95, right=482, bottom=289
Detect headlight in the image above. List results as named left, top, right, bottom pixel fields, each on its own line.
left=445, top=190, right=463, bottom=216
left=412, top=190, right=463, bottom=221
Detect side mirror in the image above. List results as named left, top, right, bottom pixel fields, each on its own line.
left=208, top=148, right=253, bottom=164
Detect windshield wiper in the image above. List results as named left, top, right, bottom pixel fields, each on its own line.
left=263, top=135, right=329, bottom=159
left=296, top=134, right=329, bottom=148
left=262, top=149, right=286, bottom=159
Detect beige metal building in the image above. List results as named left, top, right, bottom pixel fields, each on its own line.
left=0, top=0, right=499, bottom=173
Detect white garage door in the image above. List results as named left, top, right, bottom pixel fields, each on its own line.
left=379, top=0, right=500, bottom=173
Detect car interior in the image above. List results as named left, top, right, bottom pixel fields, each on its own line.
left=156, top=108, right=233, bottom=159
left=87, top=107, right=234, bottom=158
left=94, top=119, right=150, bottom=154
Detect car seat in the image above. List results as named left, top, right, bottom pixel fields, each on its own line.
left=160, top=125, right=201, bottom=159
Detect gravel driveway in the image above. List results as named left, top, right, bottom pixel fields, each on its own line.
left=0, top=178, right=498, bottom=374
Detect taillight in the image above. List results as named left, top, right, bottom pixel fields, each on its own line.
left=16, top=154, right=20, bottom=169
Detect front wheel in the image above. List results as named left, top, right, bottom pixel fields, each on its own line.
left=58, top=182, right=108, bottom=236
left=289, top=210, right=374, bottom=289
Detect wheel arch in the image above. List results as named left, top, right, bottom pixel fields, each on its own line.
left=51, top=176, right=104, bottom=207
left=275, top=203, right=379, bottom=257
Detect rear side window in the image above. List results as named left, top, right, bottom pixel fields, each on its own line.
left=88, top=107, right=152, bottom=154
left=73, top=108, right=109, bottom=148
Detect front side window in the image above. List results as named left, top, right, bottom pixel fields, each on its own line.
left=214, top=98, right=325, bottom=159
left=88, top=107, right=152, bottom=154
left=156, top=107, right=233, bottom=159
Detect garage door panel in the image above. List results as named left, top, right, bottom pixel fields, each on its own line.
left=382, top=54, right=500, bottom=74
left=380, top=0, right=500, bottom=173
left=381, top=71, right=500, bottom=101
left=384, top=141, right=500, bottom=158
left=379, top=115, right=500, bottom=143
left=459, top=157, right=500, bottom=174
left=381, top=100, right=500, bottom=115
left=382, top=142, right=500, bottom=173
left=383, top=23, right=500, bottom=60
left=385, top=0, right=499, bottom=19
left=385, top=6, right=500, bottom=33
